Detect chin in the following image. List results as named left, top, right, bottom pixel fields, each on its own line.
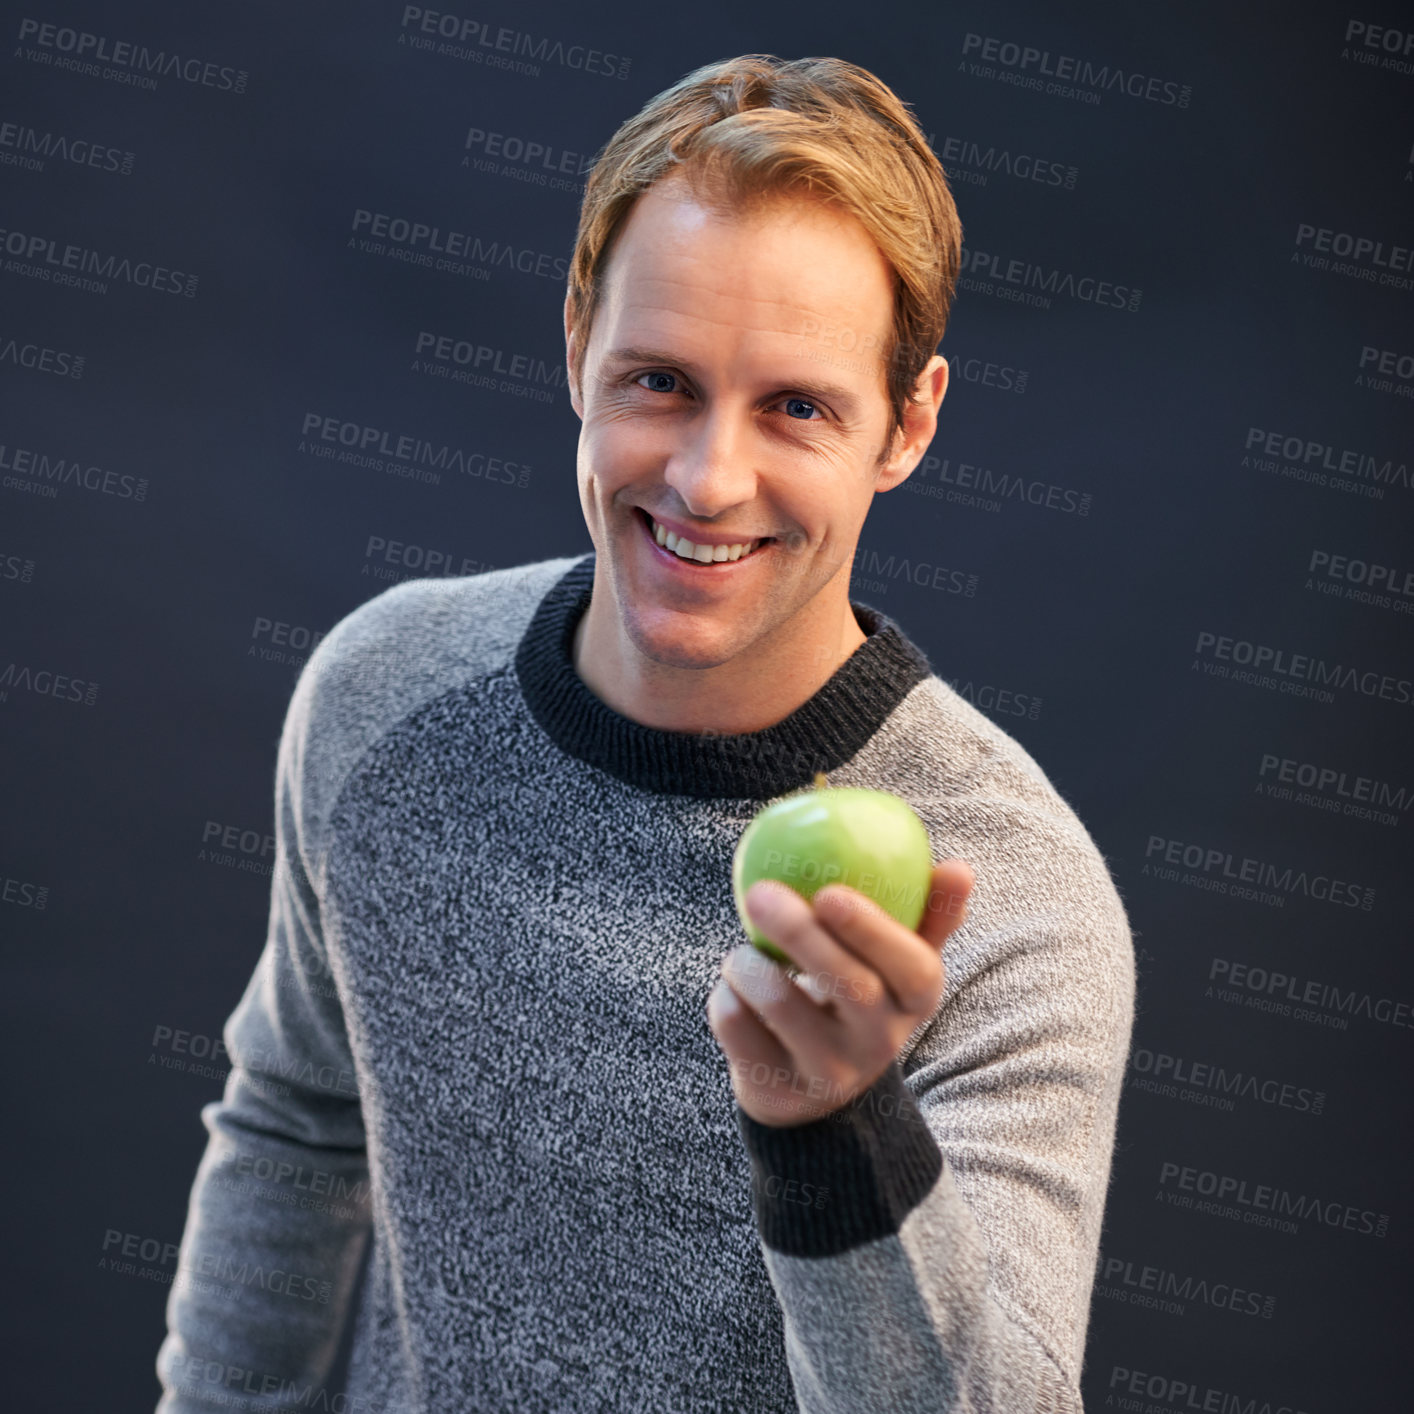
left=618, top=599, right=746, bottom=672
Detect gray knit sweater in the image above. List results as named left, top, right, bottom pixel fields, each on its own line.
left=155, top=550, right=1134, bottom=1413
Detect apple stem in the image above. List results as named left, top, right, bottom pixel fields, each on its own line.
left=813, top=771, right=828, bottom=789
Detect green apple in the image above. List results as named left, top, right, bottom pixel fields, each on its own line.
left=732, top=772, right=935, bottom=965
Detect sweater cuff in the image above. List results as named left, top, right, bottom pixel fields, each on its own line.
left=736, top=1060, right=944, bottom=1258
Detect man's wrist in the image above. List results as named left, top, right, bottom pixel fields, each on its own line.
left=736, top=1060, right=943, bottom=1257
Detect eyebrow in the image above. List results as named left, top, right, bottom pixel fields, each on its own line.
left=602, top=345, right=866, bottom=414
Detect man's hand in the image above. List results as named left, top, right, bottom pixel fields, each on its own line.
left=706, top=859, right=975, bottom=1127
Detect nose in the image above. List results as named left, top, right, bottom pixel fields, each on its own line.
left=662, top=403, right=759, bottom=521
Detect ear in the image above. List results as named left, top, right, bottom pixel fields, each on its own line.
left=875, top=354, right=949, bottom=493
left=564, top=290, right=584, bottom=419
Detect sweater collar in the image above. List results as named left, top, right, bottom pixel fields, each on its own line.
left=513, top=552, right=933, bottom=799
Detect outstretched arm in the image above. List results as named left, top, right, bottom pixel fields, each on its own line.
left=709, top=861, right=1132, bottom=1413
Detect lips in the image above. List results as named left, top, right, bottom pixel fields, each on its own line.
left=635, top=507, right=774, bottom=567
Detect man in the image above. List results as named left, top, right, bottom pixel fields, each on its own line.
left=156, top=54, right=1133, bottom=1413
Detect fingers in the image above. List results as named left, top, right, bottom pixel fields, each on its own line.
left=718, top=941, right=850, bottom=1078
left=723, top=860, right=973, bottom=1064
left=744, top=879, right=885, bottom=1008
left=915, top=859, right=974, bottom=953
left=806, top=873, right=956, bottom=1017
left=711, top=857, right=975, bottom=1126
left=706, top=972, right=794, bottom=1075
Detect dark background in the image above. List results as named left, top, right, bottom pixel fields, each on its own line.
left=3, top=2, right=1411, bottom=1409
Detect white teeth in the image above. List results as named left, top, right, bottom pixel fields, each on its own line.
left=650, top=516, right=760, bottom=564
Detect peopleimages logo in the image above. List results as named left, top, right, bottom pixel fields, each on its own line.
left=1107, top=1366, right=1307, bottom=1414
left=13, top=19, right=249, bottom=93
left=1129, top=1046, right=1325, bottom=1117
left=1340, top=20, right=1414, bottom=77
left=227, top=1151, right=369, bottom=1206
left=412, top=329, right=564, bottom=403
left=1192, top=628, right=1413, bottom=708
left=943, top=350, right=1029, bottom=395
left=1142, top=832, right=1374, bottom=911
left=398, top=7, right=631, bottom=80
left=158, top=1356, right=361, bottom=1412
left=1292, top=221, right=1414, bottom=291
left=0, top=334, right=84, bottom=378
left=910, top=452, right=1091, bottom=517
left=99, top=1227, right=332, bottom=1304
left=957, top=245, right=1141, bottom=312
left=198, top=819, right=274, bottom=880
left=1242, top=425, right=1410, bottom=499
left=943, top=678, right=1043, bottom=721
left=0, top=552, right=37, bottom=583
left=959, top=33, right=1191, bottom=107
left=0, top=662, right=99, bottom=707
left=361, top=535, right=494, bottom=585
left=0, top=440, right=149, bottom=503
left=249, top=615, right=325, bottom=671
left=1256, top=751, right=1409, bottom=827
left=850, top=546, right=978, bottom=599
left=349, top=208, right=567, bottom=284
left=1157, top=1159, right=1389, bottom=1240
left=1357, top=343, right=1414, bottom=397
left=298, top=411, right=531, bottom=490
left=461, top=124, right=594, bottom=193
left=1209, top=955, right=1412, bottom=1035
left=1306, top=547, right=1414, bottom=615
left=925, top=131, right=1077, bottom=191
left=2, top=874, right=48, bottom=909
left=0, top=118, right=134, bottom=176
left=1096, top=1250, right=1276, bottom=1319
left=0, top=225, right=198, bottom=297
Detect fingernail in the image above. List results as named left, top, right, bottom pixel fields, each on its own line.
left=708, top=978, right=737, bottom=1024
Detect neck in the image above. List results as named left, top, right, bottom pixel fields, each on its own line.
left=512, top=552, right=934, bottom=798
left=571, top=560, right=870, bottom=735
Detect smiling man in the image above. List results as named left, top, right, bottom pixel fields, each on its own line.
left=157, top=54, right=1134, bottom=1414
left=567, top=169, right=920, bottom=736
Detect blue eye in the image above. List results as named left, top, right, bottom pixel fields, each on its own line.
left=633, top=372, right=824, bottom=421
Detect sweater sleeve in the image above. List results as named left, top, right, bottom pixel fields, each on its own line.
left=154, top=662, right=372, bottom=1412
left=735, top=905, right=1134, bottom=1414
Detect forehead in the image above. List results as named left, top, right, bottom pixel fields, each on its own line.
left=598, top=173, right=896, bottom=359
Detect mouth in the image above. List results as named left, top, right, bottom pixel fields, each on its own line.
left=634, top=506, right=777, bottom=569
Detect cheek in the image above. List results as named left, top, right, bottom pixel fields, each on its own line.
left=776, top=476, right=859, bottom=535
left=590, top=430, right=687, bottom=506
left=584, top=405, right=658, bottom=461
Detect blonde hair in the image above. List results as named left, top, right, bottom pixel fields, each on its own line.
left=566, top=54, right=963, bottom=451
